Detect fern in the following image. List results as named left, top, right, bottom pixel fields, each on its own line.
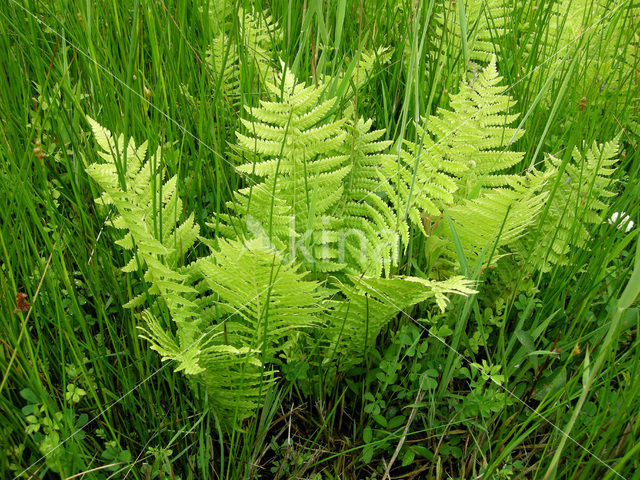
left=516, top=137, right=621, bottom=271
left=199, top=6, right=281, bottom=110
left=195, top=238, right=325, bottom=363
left=428, top=58, right=524, bottom=196
left=206, top=32, right=240, bottom=104
left=322, top=46, right=393, bottom=100
left=78, top=1, right=634, bottom=442
left=335, top=117, right=409, bottom=277
left=217, top=64, right=350, bottom=272
left=140, top=310, right=270, bottom=422
left=221, top=65, right=412, bottom=276
left=387, top=59, right=525, bottom=236
left=85, top=57, right=501, bottom=427
left=438, top=171, right=551, bottom=265
left=85, top=119, right=201, bottom=339
left=86, top=118, right=323, bottom=428
left=323, top=275, right=476, bottom=369
left=351, top=47, right=393, bottom=91
left=238, top=7, right=281, bottom=85
left=212, top=66, right=478, bottom=369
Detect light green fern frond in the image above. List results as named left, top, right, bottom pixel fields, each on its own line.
left=384, top=136, right=458, bottom=230
left=335, top=117, right=409, bottom=277
left=206, top=32, right=240, bottom=103
left=199, top=347, right=273, bottom=422
left=356, top=275, right=478, bottom=313
left=87, top=120, right=198, bottom=265
left=139, top=311, right=217, bottom=376
left=439, top=0, right=510, bottom=68
left=196, top=238, right=325, bottom=362
left=238, top=7, right=281, bottom=85
left=323, top=46, right=393, bottom=100
left=191, top=237, right=327, bottom=422
left=426, top=58, right=524, bottom=197
left=439, top=171, right=551, bottom=265
left=217, top=64, right=350, bottom=272
left=323, top=275, right=476, bottom=368
left=86, top=119, right=277, bottom=429
left=385, top=59, right=524, bottom=234
left=139, top=311, right=271, bottom=424
left=86, top=117, right=204, bottom=344
left=352, top=47, right=393, bottom=91
left=518, top=137, right=621, bottom=271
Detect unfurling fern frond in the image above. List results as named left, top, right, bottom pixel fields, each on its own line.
left=516, top=137, right=621, bottom=271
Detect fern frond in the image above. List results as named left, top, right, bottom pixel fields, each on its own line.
left=386, top=59, right=524, bottom=234
left=383, top=137, right=458, bottom=230
left=438, top=0, right=510, bottom=68
left=352, top=47, right=393, bottom=91
left=217, top=65, right=350, bottom=272
left=335, top=118, right=409, bottom=277
left=238, top=7, right=281, bottom=85
left=322, top=46, right=392, bottom=99
left=138, top=311, right=216, bottom=375
left=426, top=58, right=524, bottom=196
left=323, top=275, right=476, bottom=368
left=356, top=275, right=478, bottom=313
left=517, top=137, right=621, bottom=271
left=199, top=347, right=274, bottom=422
left=86, top=119, right=275, bottom=429
left=439, top=171, right=551, bottom=264
left=206, top=32, right=240, bottom=103
left=86, top=119, right=202, bottom=343
left=196, top=238, right=325, bottom=362
left=86, top=119, right=198, bottom=265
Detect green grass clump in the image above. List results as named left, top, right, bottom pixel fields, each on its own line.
left=1, top=1, right=639, bottom=479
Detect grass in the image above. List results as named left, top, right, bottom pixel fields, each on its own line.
left=0, top=0, right=639, bottom=478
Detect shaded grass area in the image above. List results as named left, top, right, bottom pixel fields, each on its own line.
left=0, top=0, right=639, bottom=478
